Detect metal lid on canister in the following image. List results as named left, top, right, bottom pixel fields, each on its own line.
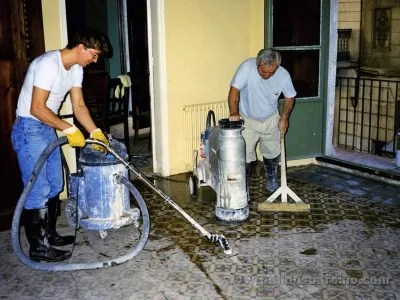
left=79, top=139, right=128, bottom=166
left=218, top=118, right=244, bottom=129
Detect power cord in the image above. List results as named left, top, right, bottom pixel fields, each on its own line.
left=130, top=171, right=188, bottom=183
left=64, top=172, right=80, bottom=263
left=128, top=155, right=189, bottom=183
left=150, top=174, right=188, bottom=183
left=60, top=150, right=79, bottom=261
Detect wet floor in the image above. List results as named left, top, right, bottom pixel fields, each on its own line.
left=1, top=163, right=400, bottom=299
left=287, top=164, right=400, bottom=209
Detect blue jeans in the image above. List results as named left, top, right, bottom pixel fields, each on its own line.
left=11, top=116, right=64, bottom=209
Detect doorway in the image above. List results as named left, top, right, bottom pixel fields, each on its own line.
left=65, top=0, right=152, bottom=169
left=126, top=0, right=153, bottom=170
left=265, top=0, right=330, bottom=159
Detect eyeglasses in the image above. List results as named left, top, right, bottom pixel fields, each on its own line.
left=84, top=47, right=99, bottom=60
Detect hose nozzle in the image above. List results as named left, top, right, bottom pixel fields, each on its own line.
left=208, top=234, right=232, bottom=255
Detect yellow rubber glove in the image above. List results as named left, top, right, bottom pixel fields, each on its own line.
left=63, top=125, right=85, bottom=147
left=90, top=128, right=109, bottom=154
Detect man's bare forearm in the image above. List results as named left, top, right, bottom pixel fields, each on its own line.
left=73, top=105, right=97, bottom=133
left=278, top=97, right=295, bottom=133
left=281, top=97, right=295, bottom=120
left=228, top=86, right=240, bottom=117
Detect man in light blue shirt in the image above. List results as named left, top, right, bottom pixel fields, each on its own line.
left=228, top=48, right=296, bottom=196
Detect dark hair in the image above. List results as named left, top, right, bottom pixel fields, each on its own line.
left=66, top=28, right=112, bottom=57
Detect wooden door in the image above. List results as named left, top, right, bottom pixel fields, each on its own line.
left=0, top=0, right=45, bottom=229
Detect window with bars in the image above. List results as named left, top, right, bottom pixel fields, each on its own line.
left=337, top=29, right=352, bottom=62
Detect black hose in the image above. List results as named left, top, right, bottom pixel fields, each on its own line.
left=11, top=137, right=150, bottom=271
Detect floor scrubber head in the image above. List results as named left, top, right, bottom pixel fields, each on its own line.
left=257, top=135, right=311, bottom=213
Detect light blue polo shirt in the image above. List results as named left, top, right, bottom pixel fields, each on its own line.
left=230, top=58, right=296, bottom=120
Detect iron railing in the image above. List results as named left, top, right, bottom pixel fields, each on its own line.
left=335, top=76, right=400, bottom=157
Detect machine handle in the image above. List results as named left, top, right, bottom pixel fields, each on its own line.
left=206, top=110, right=216, bottom=128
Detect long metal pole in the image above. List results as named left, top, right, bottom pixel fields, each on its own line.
left=94, top=139, right=232, bottom=254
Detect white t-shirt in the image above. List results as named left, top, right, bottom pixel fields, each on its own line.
left=16, top=50, right=83, bottom=119
left=230, top=58, right=297, bottom=120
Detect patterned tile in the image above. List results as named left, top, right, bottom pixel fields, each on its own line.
left=2, top=170, right=400, bottom=299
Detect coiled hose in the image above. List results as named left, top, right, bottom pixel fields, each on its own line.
left=11, top=136, right=150, bottom=271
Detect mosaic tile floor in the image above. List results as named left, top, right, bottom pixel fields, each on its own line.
left=1, top=169, right=400, bottom=299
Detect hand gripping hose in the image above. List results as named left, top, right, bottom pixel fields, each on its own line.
left=12, top=137, right=150, bottom=271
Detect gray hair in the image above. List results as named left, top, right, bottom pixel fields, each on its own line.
left=256, top=48, right=281, bottom=66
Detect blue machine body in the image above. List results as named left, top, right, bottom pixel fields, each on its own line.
left=68, top=140, right=139, bottom=231
left=204, top=126, right=213, bottom=161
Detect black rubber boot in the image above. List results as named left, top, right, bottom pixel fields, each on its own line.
left=263, top=156, right=279, bottom=193
left=47, top=197, right=75, bottom=246
left=245, top=162, right=253, bottom=202
left=23, top=208, right=72, bottom=262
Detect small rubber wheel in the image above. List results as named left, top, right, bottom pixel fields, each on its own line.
left=189, top=175, right=198, bottom=197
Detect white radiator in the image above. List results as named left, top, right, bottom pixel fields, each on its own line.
left=183, top=101, right=230, bottom=171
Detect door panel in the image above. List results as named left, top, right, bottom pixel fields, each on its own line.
left=0, top=0, right=44, bottom=226
left=284, top=101, right=323, bottom=158
left=0, top=60, right=21, bottom=211
left=266, top=0, right=329, bottom=159
left=0, top=0, right=21, bottom=211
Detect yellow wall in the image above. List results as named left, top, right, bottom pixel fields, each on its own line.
left=338, top=0, right=361, bottom=60
left=40, top=0, right=265, bottom=176
left=41, top=1, right=71, bottom=120
left=41, top=0, right=74, bottom=199
left=338, top=0, right=361, bottom=30
left=164, top=0, right=264, bottom=174
left=41, top=0, right=64, bottom=51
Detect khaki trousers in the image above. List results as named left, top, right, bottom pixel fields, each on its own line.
left=241, top=110, right=281, bottom=163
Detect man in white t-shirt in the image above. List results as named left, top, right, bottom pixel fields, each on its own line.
left=11, top=28, right=111, bottom=262
left=228, top=48, right=296, bottom=199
